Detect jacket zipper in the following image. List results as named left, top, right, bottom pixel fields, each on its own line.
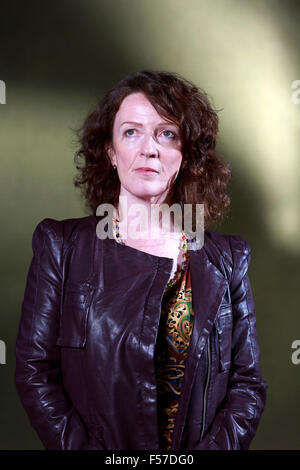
left=200, top=334, right=211, bottom=441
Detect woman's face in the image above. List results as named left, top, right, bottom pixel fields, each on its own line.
left=108, top=92, right=183, bottom=203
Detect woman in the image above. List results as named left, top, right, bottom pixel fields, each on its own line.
left=15, top=70, right=267, bottom=450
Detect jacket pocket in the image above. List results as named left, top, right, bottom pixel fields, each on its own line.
left=56, top=284, right=94, bottom=348
left=215, top=306, right=233, bottom=372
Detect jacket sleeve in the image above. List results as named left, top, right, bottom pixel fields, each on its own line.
left=196, top=237, right=268, bottom=450
left=14, top=219, right=100, bottom=450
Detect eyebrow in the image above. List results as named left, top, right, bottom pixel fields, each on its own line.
left=120, top=120, right=178, bottom=128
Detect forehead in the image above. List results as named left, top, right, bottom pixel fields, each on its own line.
left=114, top=92, right=176, bottom=127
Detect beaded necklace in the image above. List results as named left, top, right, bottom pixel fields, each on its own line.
left=112, top=216, right=189, bottom=289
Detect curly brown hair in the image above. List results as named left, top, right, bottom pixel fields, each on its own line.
left=74, top=70, right=232, bottom=229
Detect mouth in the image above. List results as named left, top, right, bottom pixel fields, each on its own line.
left=135, top=167, right=159, bottom=174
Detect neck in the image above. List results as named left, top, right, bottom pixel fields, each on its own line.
left=115, top=187, right=182, bottom=242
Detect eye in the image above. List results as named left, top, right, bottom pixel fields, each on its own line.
left=124, top=128, right=137, bottom=137
left=161, top=130, right=177, bottom=139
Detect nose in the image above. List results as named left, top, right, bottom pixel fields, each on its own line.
left=139, top=132, right=159, bottom=157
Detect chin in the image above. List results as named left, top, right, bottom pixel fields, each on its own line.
left=133, top=189, right=166, bottom=200
left=129, top=184, right=166, bottom=200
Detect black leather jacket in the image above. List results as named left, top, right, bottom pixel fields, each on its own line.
left=15, top=215, right=267, bottom=450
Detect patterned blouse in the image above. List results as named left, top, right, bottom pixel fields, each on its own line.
left=154, top=255, right=194, bottom=450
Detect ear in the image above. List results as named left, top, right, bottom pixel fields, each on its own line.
left=106, top=146, right=116, bottom=166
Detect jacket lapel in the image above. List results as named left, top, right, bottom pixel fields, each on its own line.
left=171, top=232, right=230, bottom=450
left=188, top=233, right=229, bottom=359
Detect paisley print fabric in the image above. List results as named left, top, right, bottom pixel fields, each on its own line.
left=154, top=255, right=194, bottom=450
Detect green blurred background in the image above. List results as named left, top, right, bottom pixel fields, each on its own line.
left=1, top=0, right=299, bottom=450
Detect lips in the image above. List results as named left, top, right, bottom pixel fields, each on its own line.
left=135, top=167, right=159, bottom=173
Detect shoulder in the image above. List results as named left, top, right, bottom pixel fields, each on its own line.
left=204, top=229, right=251, bottom=257
left=31, top=215, right=97, bottom=251
left=203, top=229, right=252, bottom=280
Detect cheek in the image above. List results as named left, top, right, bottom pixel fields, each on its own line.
left=164, top=152, right=182, bottom=174
left=115, top=146, right=134, bottom=167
